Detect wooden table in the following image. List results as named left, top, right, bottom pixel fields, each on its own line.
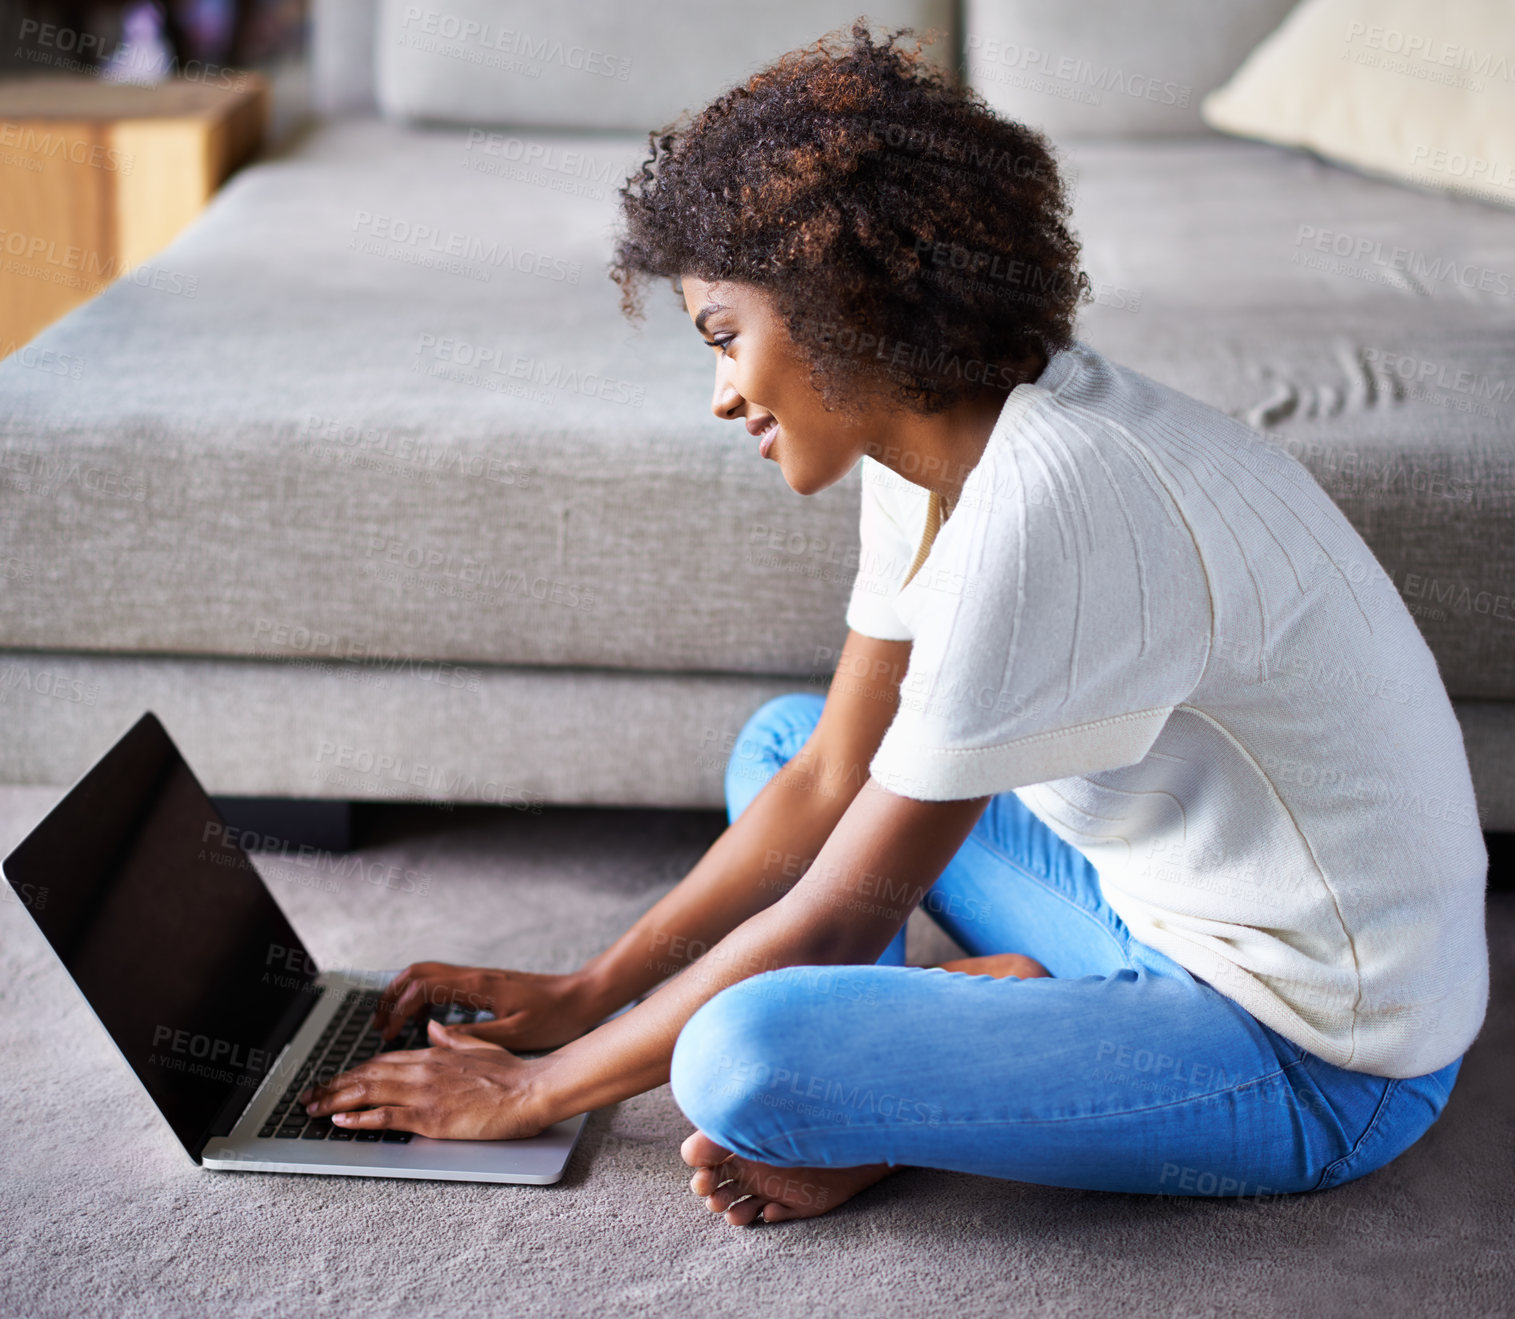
left=0, top=74, right=268, bottom=355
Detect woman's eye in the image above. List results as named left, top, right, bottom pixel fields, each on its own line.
left=705, top=335, right=734, bottom=356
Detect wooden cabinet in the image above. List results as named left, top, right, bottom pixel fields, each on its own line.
left=0, top=73, right=268, bottom=354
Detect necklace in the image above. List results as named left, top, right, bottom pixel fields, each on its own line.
left=901, top=488, right=953, bottom=589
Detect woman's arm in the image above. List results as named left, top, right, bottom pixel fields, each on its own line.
left=300, top=774, right=991, bottom=1138
left=569, top=629, right=914, bottom=1019
left=535, top=778, right=993, bottom=1121
left=363, top=629, right=914, bottom=1049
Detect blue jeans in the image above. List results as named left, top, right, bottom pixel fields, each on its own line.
left=669, top=693, right=1464, bottom=1196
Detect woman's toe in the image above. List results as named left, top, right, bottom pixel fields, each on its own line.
left=704, top=1178, right=751, bottom=1213
left=722, top=1193, right=767, bottom=1226
left=689, top=1165, right=732, bottom=1196
left=681, top=1129, right=733, bottom=1168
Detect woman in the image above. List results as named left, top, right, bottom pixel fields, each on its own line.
left=302, top=22, right=1488, bottom=1226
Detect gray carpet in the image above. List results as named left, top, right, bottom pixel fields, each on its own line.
left=1, top=785, right=1510, bottom=1319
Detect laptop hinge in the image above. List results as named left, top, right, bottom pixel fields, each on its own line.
left=191, top=982, right=326, bottom=1162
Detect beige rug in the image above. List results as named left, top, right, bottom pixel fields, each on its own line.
left=1, top=787, right=1509, bottom=1318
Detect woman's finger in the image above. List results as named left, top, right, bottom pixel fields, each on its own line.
left=373, top=966, right=418, bottom=1028
left=446, top=1017, right=535, bottom=1048
left=429, top=1019, right=510, bottom=1054
left=378, top=977, right=431, bottom=1039
left=301, top=1059, right=433, bottom=1114
left=330, top=1105, right=404, bottom=1130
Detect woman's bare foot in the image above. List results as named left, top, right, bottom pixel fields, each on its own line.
left=935, top=952, right=1051, bottom=979
left=681, top=1130, right=893, bottom=1226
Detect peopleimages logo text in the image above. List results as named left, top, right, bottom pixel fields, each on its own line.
left=151, top=1025, right=271, bottom=1075
left=350, top=212, right=580, bottom=283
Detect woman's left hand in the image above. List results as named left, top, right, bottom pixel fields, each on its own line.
left=298, top=1019, right=554, bottom=1140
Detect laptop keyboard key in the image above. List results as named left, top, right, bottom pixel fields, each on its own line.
left=381, top=1131, right=413, bottom=1143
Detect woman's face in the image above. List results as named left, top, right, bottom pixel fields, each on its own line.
left=681, top=275, right=870, bottom=496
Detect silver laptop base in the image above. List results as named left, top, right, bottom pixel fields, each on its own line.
left=201, top=970, right=587, bottom=1185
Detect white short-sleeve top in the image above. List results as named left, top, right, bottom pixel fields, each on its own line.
left=844, top=338, right=1488, bottom=1078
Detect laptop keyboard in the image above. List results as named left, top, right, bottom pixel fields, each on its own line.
left=256, top=988, right=492, bottom=1144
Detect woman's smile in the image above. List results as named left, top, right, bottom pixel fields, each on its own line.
left=747, top=414, right=780, bottom=458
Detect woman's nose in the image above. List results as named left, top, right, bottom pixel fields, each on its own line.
left=712, top=383, right=742, bottom=421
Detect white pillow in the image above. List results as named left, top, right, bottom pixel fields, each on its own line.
left=1201, top=0, right=1515, bottom=210
left=963, top=0, right=1298, bottom=138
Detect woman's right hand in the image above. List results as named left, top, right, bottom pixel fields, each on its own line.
left=372, top=961, right=602, bottom=1052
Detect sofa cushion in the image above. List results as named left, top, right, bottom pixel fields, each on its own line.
left=0, top=649, right=808, bottom=807
left=963, top=0, right=1298, bottom=137
left=0, top=119, right=863, bottom=678
left=3, top=648, right=1511, bottom=822
left=374, top=0, right=954, bottom=131
left=1201, top=0, right=1515, bottom=211
left=1, top=120, right=1511, bottom=697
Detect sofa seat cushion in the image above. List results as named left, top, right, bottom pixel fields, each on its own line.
left=0, top=119, right=864, bottom=677
left=1, top=121, right=1510, bottom=695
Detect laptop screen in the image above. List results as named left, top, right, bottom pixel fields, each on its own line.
left=2, top=712, right=321, bottom=1160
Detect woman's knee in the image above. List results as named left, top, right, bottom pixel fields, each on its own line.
left=670, top=972, right=810, bottom=1156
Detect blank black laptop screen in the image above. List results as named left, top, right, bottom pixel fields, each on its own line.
left=2, top=713, right=320, bottom=1160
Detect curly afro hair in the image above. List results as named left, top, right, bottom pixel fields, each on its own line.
left=609, top=19, right=1091, bottom=416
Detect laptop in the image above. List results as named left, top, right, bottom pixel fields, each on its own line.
left=2, top=710, right=614, bottom=1184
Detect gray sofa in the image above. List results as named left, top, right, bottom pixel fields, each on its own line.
left=2, top=0, right=1512, bottom=828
